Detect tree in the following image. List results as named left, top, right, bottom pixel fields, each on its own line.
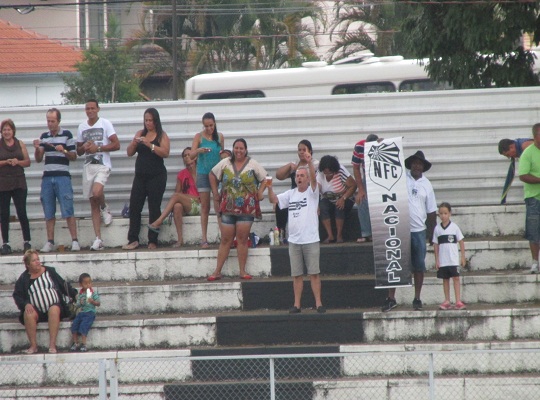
left=328, top=0, right=417, bottom=60
left=62, top=17, right=141, bottom=104
left=400, top=0, right=540, bottom=89
left=128, top=0, right=323, bottom=98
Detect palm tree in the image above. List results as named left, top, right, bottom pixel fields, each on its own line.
left=328, top=0, right=416, bottom=61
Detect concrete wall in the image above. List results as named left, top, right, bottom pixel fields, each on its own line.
left=3, top=86, right=538, bottom=221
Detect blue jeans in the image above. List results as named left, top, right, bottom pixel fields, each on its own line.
left=410, top=230, right=427, bottom=273
left=357, top=178, right=372, bottom=238
left=525, top=197, right=540, bottom=243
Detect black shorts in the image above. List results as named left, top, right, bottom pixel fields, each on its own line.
left=18, top=303, right=63, bottom=325
left=436, top=266, right=460, bottom=279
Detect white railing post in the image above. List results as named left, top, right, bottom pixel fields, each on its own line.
left=428, top=352, right=435, bottom=400
left=109, top=359, right=119, bottom=400
left=98, top=359, right=108, bottom=400
left=269, top=356, right=276, bottom=400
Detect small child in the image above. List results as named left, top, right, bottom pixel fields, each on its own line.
left=432, top=202, right=467, bottom=310
left=70, top=273, right=100, bottom=352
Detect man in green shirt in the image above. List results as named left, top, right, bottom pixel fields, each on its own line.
left=518, top=123, right=540, bottom=273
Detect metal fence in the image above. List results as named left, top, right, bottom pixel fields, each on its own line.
left=2, top=348, right=540, bottom=399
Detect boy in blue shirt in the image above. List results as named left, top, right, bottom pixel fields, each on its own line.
left=70, top=273, right=100, bottom=352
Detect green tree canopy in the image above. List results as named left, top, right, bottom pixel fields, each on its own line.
left=400, top=0, right=540, bottom=89
left=62, top=17, right=141, bottom=104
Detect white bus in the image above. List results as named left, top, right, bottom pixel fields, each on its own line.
left=184, top=54, right=452, bottom=100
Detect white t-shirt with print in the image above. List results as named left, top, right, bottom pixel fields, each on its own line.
left=277, top=185, right=320, bottom=244
left=77, top=117, right=116, bottom=169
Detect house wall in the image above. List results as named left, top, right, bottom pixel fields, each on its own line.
left=0, top=0, right=143, bottom=48
left=0, top=75, right=69, bottom=107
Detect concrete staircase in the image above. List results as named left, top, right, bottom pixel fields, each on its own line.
left=1, top=205, right=539, bottom=399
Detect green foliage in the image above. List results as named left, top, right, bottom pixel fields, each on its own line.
left=129, top=0, right=323, bottom=95
left=400, top=0, right=540, bottom=89
left=329, top=0, right=418, bottom=60
left=62, top=17, right=141, bottom=104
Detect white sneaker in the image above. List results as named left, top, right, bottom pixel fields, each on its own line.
left=40, top=242, right=57, bottom=253
left=531, top=262, right=539, bottom=274
left=101, top=204, right=113, bottom=226
left=71, top=240, right=81, bottom=252
left=90, top=237, right=104, bottom=251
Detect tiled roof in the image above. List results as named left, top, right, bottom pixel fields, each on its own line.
left=0, top=19, right=82, bottom=75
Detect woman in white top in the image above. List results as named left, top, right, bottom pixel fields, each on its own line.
left=316, top=155, right=357, bottom=243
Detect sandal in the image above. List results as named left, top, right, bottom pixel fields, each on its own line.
left=201, top=241, right=210, bottom=249
left=147, top=224, right=160, bottom=233
left=147, top=243, right=157, bottom=250
left=207, top=274, right=222, bottom=282
left=240, top=274, right=253, bottom=280
left=171, top=242, right=183, bottom=248
left=356, top=237, right=372, bottom=243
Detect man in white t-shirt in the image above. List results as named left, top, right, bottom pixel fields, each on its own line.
left=382, top=150, right=437, bottom=312
left=267, top=154, right=325, bottom=314
left=76, top=99, right=120, bottom=251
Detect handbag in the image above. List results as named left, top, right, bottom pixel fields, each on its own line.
left=63, top=281, right=78, bottom=320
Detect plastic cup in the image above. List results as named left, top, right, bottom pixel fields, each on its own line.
left=266, top=176, right=273, bottom=186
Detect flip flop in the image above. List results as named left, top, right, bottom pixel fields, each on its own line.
left=21, top=348, right=38, bottom=355
left=240, top=274, right=252, bottom=280
left=207, top=275, right=222, bottom=282
left=147, top=224, right=160, bottom=233
left=201, top=242, right=210, bottom=249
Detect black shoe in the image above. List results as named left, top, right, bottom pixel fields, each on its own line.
left=23, top=242, right=31, bottom=252
left=381, top=297, right=397, bottom=312
left=0, top=244, right=12, bottom=255
left=316, top=306, right=326, bottom=314
left=289, top=306, right=301, bottom=314
left=413, top=298, right=423, bottom=310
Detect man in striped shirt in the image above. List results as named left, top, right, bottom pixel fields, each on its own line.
left=33, top=108, right=80, bottom=252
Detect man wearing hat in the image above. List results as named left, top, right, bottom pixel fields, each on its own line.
left=382, top=150, right=437, bottom=312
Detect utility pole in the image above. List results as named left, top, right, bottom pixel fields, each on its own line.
left=171, top=0, right=178, bottom=100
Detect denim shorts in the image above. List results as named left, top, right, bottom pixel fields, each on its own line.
left=525, top=197, right=540, bottom=243
left=410, top=230, right=427, bottom=273
left=40, top=176, right=75, bottom=219
left=196, top=173, right=211, bottom=193
left=221, top=214, right=255, bottom=225
left=70, top=311, right=96, bottom=336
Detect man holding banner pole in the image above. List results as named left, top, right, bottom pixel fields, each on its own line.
left=381, top=150, right=437, bottom=312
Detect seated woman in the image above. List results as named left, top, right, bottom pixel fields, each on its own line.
left=13, top=249, right=77, bottom=354
left=148, top=147, right=200, bottom=247
left=317, top=155, right=357, bottom=243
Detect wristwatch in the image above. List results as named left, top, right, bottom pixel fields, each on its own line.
left=97, top=146, right=102, bottom=153
left=63, top=149, right=68, bottom=154
left=151, top=144, right=155, bottom=153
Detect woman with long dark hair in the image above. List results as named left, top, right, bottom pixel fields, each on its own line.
left=190, top=112, right=224, bottom=248
left=208, top=139, right=267, bottom=280
left=123, top=108, right=170, bottom=250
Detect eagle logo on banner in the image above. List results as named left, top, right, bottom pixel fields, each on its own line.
left=367, top=141, right=403, bottom=191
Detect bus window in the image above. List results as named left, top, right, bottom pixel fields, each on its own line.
left=399, top=79, right=452, bottom=92
left=332, top=82, right=396, bottom=94
left=198, top=90, right=265, bottom=100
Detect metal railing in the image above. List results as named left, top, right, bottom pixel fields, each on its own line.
left=1, top=348, right=540, bottom=399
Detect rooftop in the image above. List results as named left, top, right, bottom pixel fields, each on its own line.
left=0, top=18, right=81, bottom=75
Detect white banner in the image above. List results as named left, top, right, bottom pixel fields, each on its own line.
left=364, top=137, right=412, bottom=288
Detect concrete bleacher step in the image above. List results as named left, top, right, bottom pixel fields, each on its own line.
left=3, top=302, right=540, bottom=353
left=2, top=342, right=540, bottom=400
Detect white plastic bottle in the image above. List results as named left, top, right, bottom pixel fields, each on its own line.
left=274, top=227, right=280, bottom=246
left=269, top=229, right=275, bottom=246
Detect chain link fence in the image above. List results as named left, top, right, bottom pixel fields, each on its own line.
left=1, top=348, right=540, bottom=399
